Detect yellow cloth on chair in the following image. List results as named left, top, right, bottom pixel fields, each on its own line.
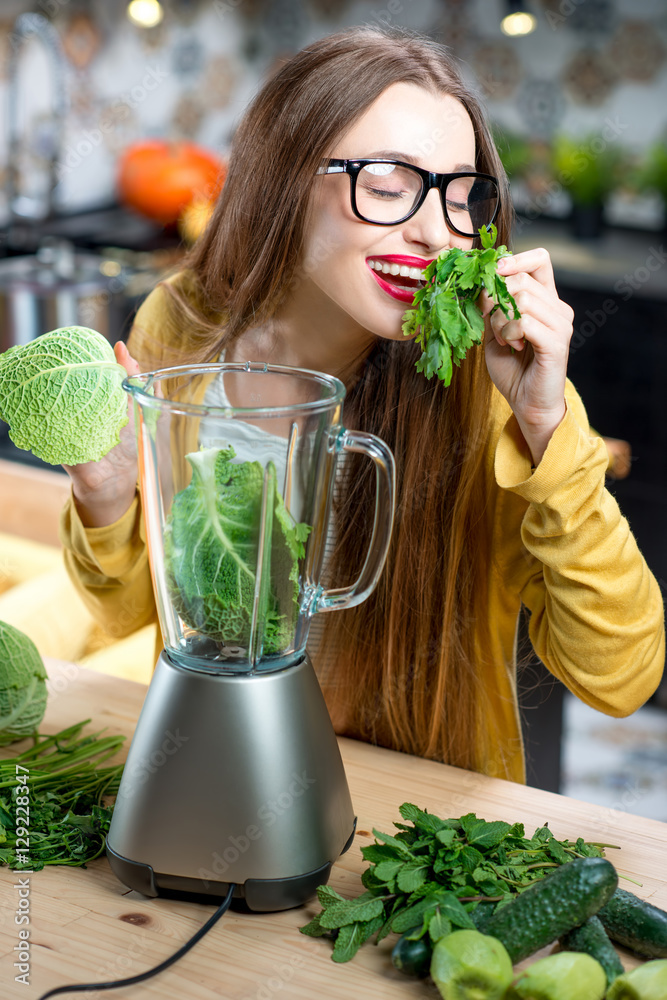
left=79, top=623, right=157, bottom=686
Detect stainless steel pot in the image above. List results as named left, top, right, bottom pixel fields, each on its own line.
left=0, top=239, right=126, bottom=352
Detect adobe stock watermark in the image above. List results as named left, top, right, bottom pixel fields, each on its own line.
left=592, top=778, right=651, bottom=837
left=82, top=928, right=152, bottom=999
left=213, top=0, right=244, bottom=20
left=196, top=770, right=317, bottom=887
left=45, top=660, right=81, bottom=702
left=545, top=0, right=588, bottom=30
left=239, top=954, right=307, bottom=1000
left=569, top=244, right=667, bottom=355
left=289, top=232, right=342, bottom=294
left=55, top=64, right=169, bottom=182
left=117, top=727, right=190, bottom=801
left=7, top=2, right=71, bottom=52
left=365, top=0, right=404, bottom=31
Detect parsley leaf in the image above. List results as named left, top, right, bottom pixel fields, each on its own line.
left=402, top=223, right=520, bottom=384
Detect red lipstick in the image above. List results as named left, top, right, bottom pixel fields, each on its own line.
left=366, top=255, right=435, bottom=304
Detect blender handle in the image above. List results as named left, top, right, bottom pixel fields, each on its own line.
left=314, top=428, right=396, bottom=613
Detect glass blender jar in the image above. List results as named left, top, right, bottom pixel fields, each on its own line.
left=106, top=362, right=395, bottom=910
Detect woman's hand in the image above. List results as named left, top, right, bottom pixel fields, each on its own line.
left=63, top=341, right=141, bottom=528
left=478, top=247, right=574, bottom=466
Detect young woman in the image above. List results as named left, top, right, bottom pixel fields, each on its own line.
left=60, top=26, right=664, bottom=783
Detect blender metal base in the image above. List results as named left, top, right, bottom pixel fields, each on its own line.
left=106, top=651, right=356, bottom=912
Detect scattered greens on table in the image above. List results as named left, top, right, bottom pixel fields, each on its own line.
left=164, top=445, right=311, bottom=655
left=0, top=325, right=128, bottom=465
left=300, top=802, right=614, bottom=964
left=0, top=720, right=125, bottom=869
left=402, top=223, right=521, bottom=385
left=0, top=621, right=48, bottom=745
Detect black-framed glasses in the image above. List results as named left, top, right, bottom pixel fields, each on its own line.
left=318, top=158, right=500, bottom=237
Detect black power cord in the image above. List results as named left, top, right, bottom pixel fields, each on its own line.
left=36, top=883, right=236, bottom=999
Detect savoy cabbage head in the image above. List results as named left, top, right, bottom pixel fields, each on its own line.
left=0, top=326, right=128, bottom=465
left=164, top=446, right=310, bottom=657
left=0, top=621, right=48, bottom=745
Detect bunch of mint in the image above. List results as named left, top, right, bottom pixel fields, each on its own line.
left=300, top=803, right=611, bottom=963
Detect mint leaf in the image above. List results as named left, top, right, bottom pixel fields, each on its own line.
left=427, top=891, right=475, bottom=929
left=332, top=915, right=384, bottom=963
left=467, top=820, right=513, bottom=850
left=319, top=893, right=385, bottom=929
left=374, top=860, right=404, bottom=882
left=399, top=803, right=448, bottom=835
left=396, top=863, right=429, bottom=893
left=429, top=911, right=452, bottom=943
left=299, top=912, right=333, bottom=938
left=316, top=884, right=346, bottom=907
left=360, top=842, right=406, bottom=864
left=371, top=828, right=416, bottom=860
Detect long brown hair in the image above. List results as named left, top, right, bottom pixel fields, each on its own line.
left=157, top=26, right=513, bottom=772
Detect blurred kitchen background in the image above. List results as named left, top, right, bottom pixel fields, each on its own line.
left=0, top=0, right=665, bottom=816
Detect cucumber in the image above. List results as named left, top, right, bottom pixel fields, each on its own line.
left=430, top=929, right=513, bottom=1000
left=391, top=930, right=432, bottom=978
left=481, top=856, right=618, bottom=963
left=506, top=951, right=606, bottom=1000
left=559, top=914, right=624, bottom=986
left=597, top=888, right=667, bottom=959
left=606, top=959, right=667, bottom=1000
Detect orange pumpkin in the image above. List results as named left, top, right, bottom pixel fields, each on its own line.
left=117, top=140, right=226, bottom=225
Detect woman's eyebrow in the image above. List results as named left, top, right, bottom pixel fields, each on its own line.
left=365, top=150, right=477, bottom=172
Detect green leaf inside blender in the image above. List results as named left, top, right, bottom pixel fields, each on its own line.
left=164, top=446, right=310, bottom=656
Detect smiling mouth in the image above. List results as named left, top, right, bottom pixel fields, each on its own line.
left=366, top=258, right=427, bottom=292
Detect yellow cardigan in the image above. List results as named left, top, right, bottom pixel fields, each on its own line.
left=59, top=280, right=665, bottom=784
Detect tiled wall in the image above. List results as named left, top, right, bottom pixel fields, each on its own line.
left=0, top=0, right=665, bottom=221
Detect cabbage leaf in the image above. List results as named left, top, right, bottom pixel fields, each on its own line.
left=164, top=446, right=310, bottom=657
left=0, top=326, right=128, bottom=465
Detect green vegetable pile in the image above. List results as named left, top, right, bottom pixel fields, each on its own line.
left=164, top=445, right=310, bottom=655
left=300, top=802, right=610, bottom=963
left=402, top=223, right=520, bottom=385
left=0, top=621, right=48, bottom=745
left=302, top=802, right=667, bottom=1000
left=0, top=720, right=125, bottom=870
left=0, top=326, right=128, bottom=465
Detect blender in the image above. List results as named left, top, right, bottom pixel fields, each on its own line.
left=106, top=362, right=395, bottom=911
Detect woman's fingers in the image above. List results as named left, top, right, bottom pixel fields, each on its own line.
left=114, top=340, right=141, bottom=376
left=497, top=246, right=557, bottom=290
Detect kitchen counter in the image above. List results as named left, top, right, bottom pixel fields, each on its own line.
left=1, top=660, right=666, bottom=999
left=512, top=217, right=667, bottom=302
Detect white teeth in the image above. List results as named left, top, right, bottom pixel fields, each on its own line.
left=367, top=259, right=426, bottom=281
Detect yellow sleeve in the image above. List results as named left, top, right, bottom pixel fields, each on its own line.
left=494, top=381, right=665, bottom=717
left=59, top=487, right=157, bottom=639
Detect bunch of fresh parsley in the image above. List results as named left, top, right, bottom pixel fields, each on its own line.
left=0, top=720, right=125, bottom=869
left=402, top=223, right=520, bottom=385
left=300, top=803, right=613, bottom=963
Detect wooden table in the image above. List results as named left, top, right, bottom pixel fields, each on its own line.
left=1, top=661, right=666, bottom=999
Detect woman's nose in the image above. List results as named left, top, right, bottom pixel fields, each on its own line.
left=401, top=188, right=465, bottom=253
